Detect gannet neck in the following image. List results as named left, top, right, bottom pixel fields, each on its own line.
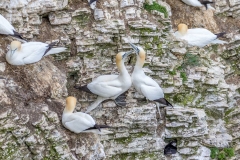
left=64, top=96, right=77, bottom=114
left=116, top=52, right=131, bottom=77
left=178, top=23, right=188, bottom=36
left=135, top=50, right=145, bottom=69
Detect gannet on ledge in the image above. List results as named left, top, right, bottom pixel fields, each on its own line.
left=181, top=0, right=215, bottom=10
left=62, top=96, right=113, bottom=134
left=129, top=43, right=173, bottom=117
left=174, top=23, right=227, bottom=48
left=0, top=14, right=26, bottom=41
left=74, top=51, right=133, bottom=113
left=6, top=41, right=66, bottom=65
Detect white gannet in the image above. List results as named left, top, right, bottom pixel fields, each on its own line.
left=129, top=43, right=173, bottom=117
left=88, top=0, right=97, bottom=10
left=181, top=0, right=215, bottom=10
left=62, top=96, right=113, bottom=134
left=75, top=51, right=132, bottom=113
left=6, top=41, right=66, bottom=65
left=0, top=14, right=25, bottom=40
left=174, top=23, right=227, bottom=48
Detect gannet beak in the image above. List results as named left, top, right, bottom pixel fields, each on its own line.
left=123, top=50, right=133, bottom=58
left=129, top=43, right=139, bottom=54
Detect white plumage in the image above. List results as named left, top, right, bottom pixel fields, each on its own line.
left=181, top=0, right=215, bottom=10
left=62, top=97, right=112, bottom=134
left=75, top=51, right=132, bottom=113
left=129, top=43, right=173, bottom=117
left=175, top=24, right=227, bottom=47
left=0, top=14, right=24, bottom=40
left=6, top=41, right=66, bottom=65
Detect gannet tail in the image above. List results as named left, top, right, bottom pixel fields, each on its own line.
left=85, top=96, right=106, bottom=113
left=11, top=30, right=27, bottom=41
left=215, top=32, right=226, bottom=38
left=201, top=1, right=214, bottom=10
left=154, top=98, right=173, bottom=108
left=43, top=42, right=66, bottom=56
left=85, top=124, right=111, bottom=131
left=74, top=85, right=92, bottom=94
left=211, top=39, right=227, bottom=44
left=114, top=92, right=127, bottom=107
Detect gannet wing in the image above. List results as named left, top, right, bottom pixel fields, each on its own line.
left=139, top=76, right=164, bottom=100
left=92, top=75, right=118, bottom=82
left=64, top=115, right=94, bottom=133
left=21, top=42, right=49, bottom=64
left=182, top=29, right=217, bottom=47
left=0, top=14, right=15, bottom=34
left=74, top=112, right=95, bottom=125
left=88, top=80, right=122, bottom=98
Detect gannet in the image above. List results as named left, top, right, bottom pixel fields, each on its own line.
left=181, top=0, right=215, bottom=10
left=164, top=140, right=177, bottom=155
left=129, top=43, right=173, bottom=117
left=62, top=96, right=113, bottom=134
left=88, top=0, right=97, bottom=10
left=6, top=41, right=66, bottom=65
left=174, top=23, right=227, bottom=47
left=75, top=51, right=132, bottom=113
left=0, top=14, right=25, bottom=40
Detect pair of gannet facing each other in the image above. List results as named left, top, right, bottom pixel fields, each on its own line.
left=6, top=41, right=66, bottom=65
left=129, top=43, right=173, bottom=117
left=175, top=23, right=227, bottom=47
left=62, top=96, right=112, bottom=134
left=181, top=0, right=215, bottom=10
left=0, top=14, right=25, bottom=40
left=75, top=51, right=132, bottom=113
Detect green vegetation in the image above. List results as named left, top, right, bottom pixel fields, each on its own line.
left=210, top=147, right=234, bottom=160
left=181, top=53, right=200, bottom=70
left=143, top=2, right=168, bottom=18
left=180, top=72, right=187, bottom=82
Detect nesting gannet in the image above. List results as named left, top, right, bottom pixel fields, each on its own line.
left=181, top=0, right=215, bottom=10
left=164, top=140, right=177, bottom=155
left=6, top=41, right=66, bottom=65
left=75, top=51, right=132, bottom=113
left=129, top=43, right=173, bottom=117
left=0, top=14, right=25, bottom=40
left=174, top=23, right=227, bottom=48
left=88, top=0, right=97, bottom=10
left=62, top=96, right=113, bottom=134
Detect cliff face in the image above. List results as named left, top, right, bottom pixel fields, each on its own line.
left=0, top=0, right=239, bottom=159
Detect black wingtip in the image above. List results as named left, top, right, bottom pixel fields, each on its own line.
left=215, top=32, right=226, bottom=38
left=85, top=124, right=111, bottom=131
left=74, top=85, right=92, bottom=94
left=201, top=1, right=214, bottom=10
left=154, top=98, right=173, bottom=108
left=11, top=30, right=27, bottom=41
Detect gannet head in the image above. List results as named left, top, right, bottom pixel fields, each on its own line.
left=10, top=41, right=21, bottom=57
left=177, top=23, right=188, bottom=36
left=129, top=43, right=146, bottom=67
left=65, top=96, right=77, bottom=113
left=116, top=51, right=133, bottom=69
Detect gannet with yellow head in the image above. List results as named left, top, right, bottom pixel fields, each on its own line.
left=175, top=23, right=227, bottom=48
left=62, top=96, right=113, bottom=134
left=129, top=43, right=173, bottom=117
left=0, top=14, right=26, bottom=40
left=181, top=0, right=215, bottom=10
left=74, top=51, right=132, bottom=113
left=6, top=41, right=66, bottom=65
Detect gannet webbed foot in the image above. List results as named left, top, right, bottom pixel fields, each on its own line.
left=114, top=92, right=127, bottom=107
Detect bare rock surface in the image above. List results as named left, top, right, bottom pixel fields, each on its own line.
left=0, top=0, right=239, bottom=159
